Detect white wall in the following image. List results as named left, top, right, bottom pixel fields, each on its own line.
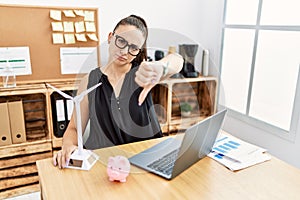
left=2, top=0, right=299, bottom=169
left=0, top=0, right=223, bottom=71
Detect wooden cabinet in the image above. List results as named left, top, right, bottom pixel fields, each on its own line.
left=0, top=82, right=52, bottom=199
left=46, top=80, right=79, bottom=150
left=152, top=76, right=218, bottom=134
left=0, top=79, right=79, bottom=199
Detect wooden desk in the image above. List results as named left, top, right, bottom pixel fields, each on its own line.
left=37, top=136, right=300, bottom=200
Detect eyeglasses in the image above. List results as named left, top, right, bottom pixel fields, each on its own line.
left=113, top=33, right=141, bottom=56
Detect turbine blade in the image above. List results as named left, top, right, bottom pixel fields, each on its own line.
left=46, top=83, right=73, bottom=99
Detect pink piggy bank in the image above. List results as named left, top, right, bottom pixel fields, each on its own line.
left=107, top=155, right=130, bottom=182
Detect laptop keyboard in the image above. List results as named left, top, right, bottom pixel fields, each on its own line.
left=147, top=149, right=179, bottom=176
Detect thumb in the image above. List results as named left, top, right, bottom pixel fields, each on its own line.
left=138, top=87, right=151, bottom=106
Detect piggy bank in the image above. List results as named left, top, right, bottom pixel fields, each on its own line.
left=107, top=156, right=130, bottom=182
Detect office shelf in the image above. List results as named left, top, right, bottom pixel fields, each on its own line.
left=152, top=76, right=218, bottom=134
left=0, top=80, right=79, bottom=199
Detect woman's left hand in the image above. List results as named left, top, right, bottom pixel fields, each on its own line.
left=135, top=61, right=163, bottom=106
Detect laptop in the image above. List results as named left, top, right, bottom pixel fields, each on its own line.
left=129, top=109, right=227, bottom=180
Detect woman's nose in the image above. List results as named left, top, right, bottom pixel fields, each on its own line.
left=120, top=46, right=129, bottom=55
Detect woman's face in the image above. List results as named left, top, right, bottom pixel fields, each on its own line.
left=108, top=25, right=145, bottom=66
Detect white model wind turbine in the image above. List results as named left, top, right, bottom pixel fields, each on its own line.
left=47, top=82, right=102, bottom=170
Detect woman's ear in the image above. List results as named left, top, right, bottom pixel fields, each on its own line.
left=108, top=32, right=113, bottom=44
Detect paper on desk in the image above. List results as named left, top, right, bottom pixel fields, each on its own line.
left=211, top=133, right=267, bottom=163
left=208, top=133, right=271, bottom=171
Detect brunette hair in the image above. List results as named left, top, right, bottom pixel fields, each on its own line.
left=113, top=15, right=148, bottom=65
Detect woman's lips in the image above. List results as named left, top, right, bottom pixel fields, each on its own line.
left=116, top=54, right=127, bottom=62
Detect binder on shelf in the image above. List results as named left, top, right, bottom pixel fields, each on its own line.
left=66, top=99, right=74, bottom=120
left=8, top=101, right=26, bottom=144
left=51, top=90, right=75, bottom=138
left=0, top=102, right=12, bottom=146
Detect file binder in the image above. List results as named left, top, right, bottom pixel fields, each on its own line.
left=8, top=101, right=27, bottom=144
left=0, top=102, right=12, bottom=146
left=51, top=90, right=75, bottom=138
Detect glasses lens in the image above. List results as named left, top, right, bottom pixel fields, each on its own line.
left=128, top=45, right=140, bottom=56
left=114, top=34, right=141, bottom=56
left=116, top=36, right=127, bottom=48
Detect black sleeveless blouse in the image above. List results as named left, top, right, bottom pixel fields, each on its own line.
left=84, top=65, right=162, bottom=149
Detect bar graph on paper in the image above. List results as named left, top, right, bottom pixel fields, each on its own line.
left=211, top=134, right=266, bottom=163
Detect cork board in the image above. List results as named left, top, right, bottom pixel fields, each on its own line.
left=0, top=5, right=99, bottom=82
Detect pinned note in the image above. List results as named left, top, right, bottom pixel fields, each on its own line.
left=64, top=34, right=76, bottom=44
left=52, top=33, right=64, bottom=44
left=85, top=22, right=96, bottom=32
left=0, top=47, right=32, bottom=75
left=63, top=22, right=74, bottom=33
left=50, top=10, right=62, bottom=21
left=87, top=34, right=98, bottom=41
left=75, top=34, right=87, bottom=42
left=74, top=10, right=85, bottom=17
left=75, top=21, right=85, bottom=33
left=84, top=11, right=95, bottom=21
left=51, top=22, right=64, bottom=32
left=60, top=47, right=98, bottom=74
left=63, top=10, right=76, bottom=17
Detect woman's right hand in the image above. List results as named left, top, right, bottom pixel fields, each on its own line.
left=53, top=143, right=77, bottom=169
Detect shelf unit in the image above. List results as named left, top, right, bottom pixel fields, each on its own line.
left=0, top=82, right=52, bottom=199
left=0, top=79, right=79, bottom=199
left=152, top=76, right=218, bottom=134
left=46, top=79, right=80, bottom=149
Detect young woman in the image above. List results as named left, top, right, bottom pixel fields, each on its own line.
left=53, top=15, right=183, bottom=169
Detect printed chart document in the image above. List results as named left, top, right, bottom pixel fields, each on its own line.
left=208, top=133, right=271, bottom=171
left=60, top=47, right=97, bottom=74
left=0, top=47, right=32, bottom=75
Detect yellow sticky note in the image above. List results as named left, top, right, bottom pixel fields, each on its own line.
left=75, top=34, right=87, bottom=42
left=84, top=11, right=95, bottom=21
left=63, top=10, right=76, bottom=17
left=64, top=34, right=76, bottom=44
left=63, top=22, right=74, bottom=33
left=75, top=21, right=85, bottom=33
left=87, top=33, right=98, bottom=41
left=85, top=22, right=96, bottom=32
left=52, top=33, right=64, bottom=44
left=50, top=10, right=62, bottom=21
left=51, top=22, right=64, bottom=32
left=74, top=10, right=85, bottom=17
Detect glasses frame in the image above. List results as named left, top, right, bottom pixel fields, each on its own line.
left=113, top=33, right=141, bottom=56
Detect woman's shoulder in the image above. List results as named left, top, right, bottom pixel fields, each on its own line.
left=88, top=67, right=102, bottom=86
left=89, top=67, right=102, bottom=76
